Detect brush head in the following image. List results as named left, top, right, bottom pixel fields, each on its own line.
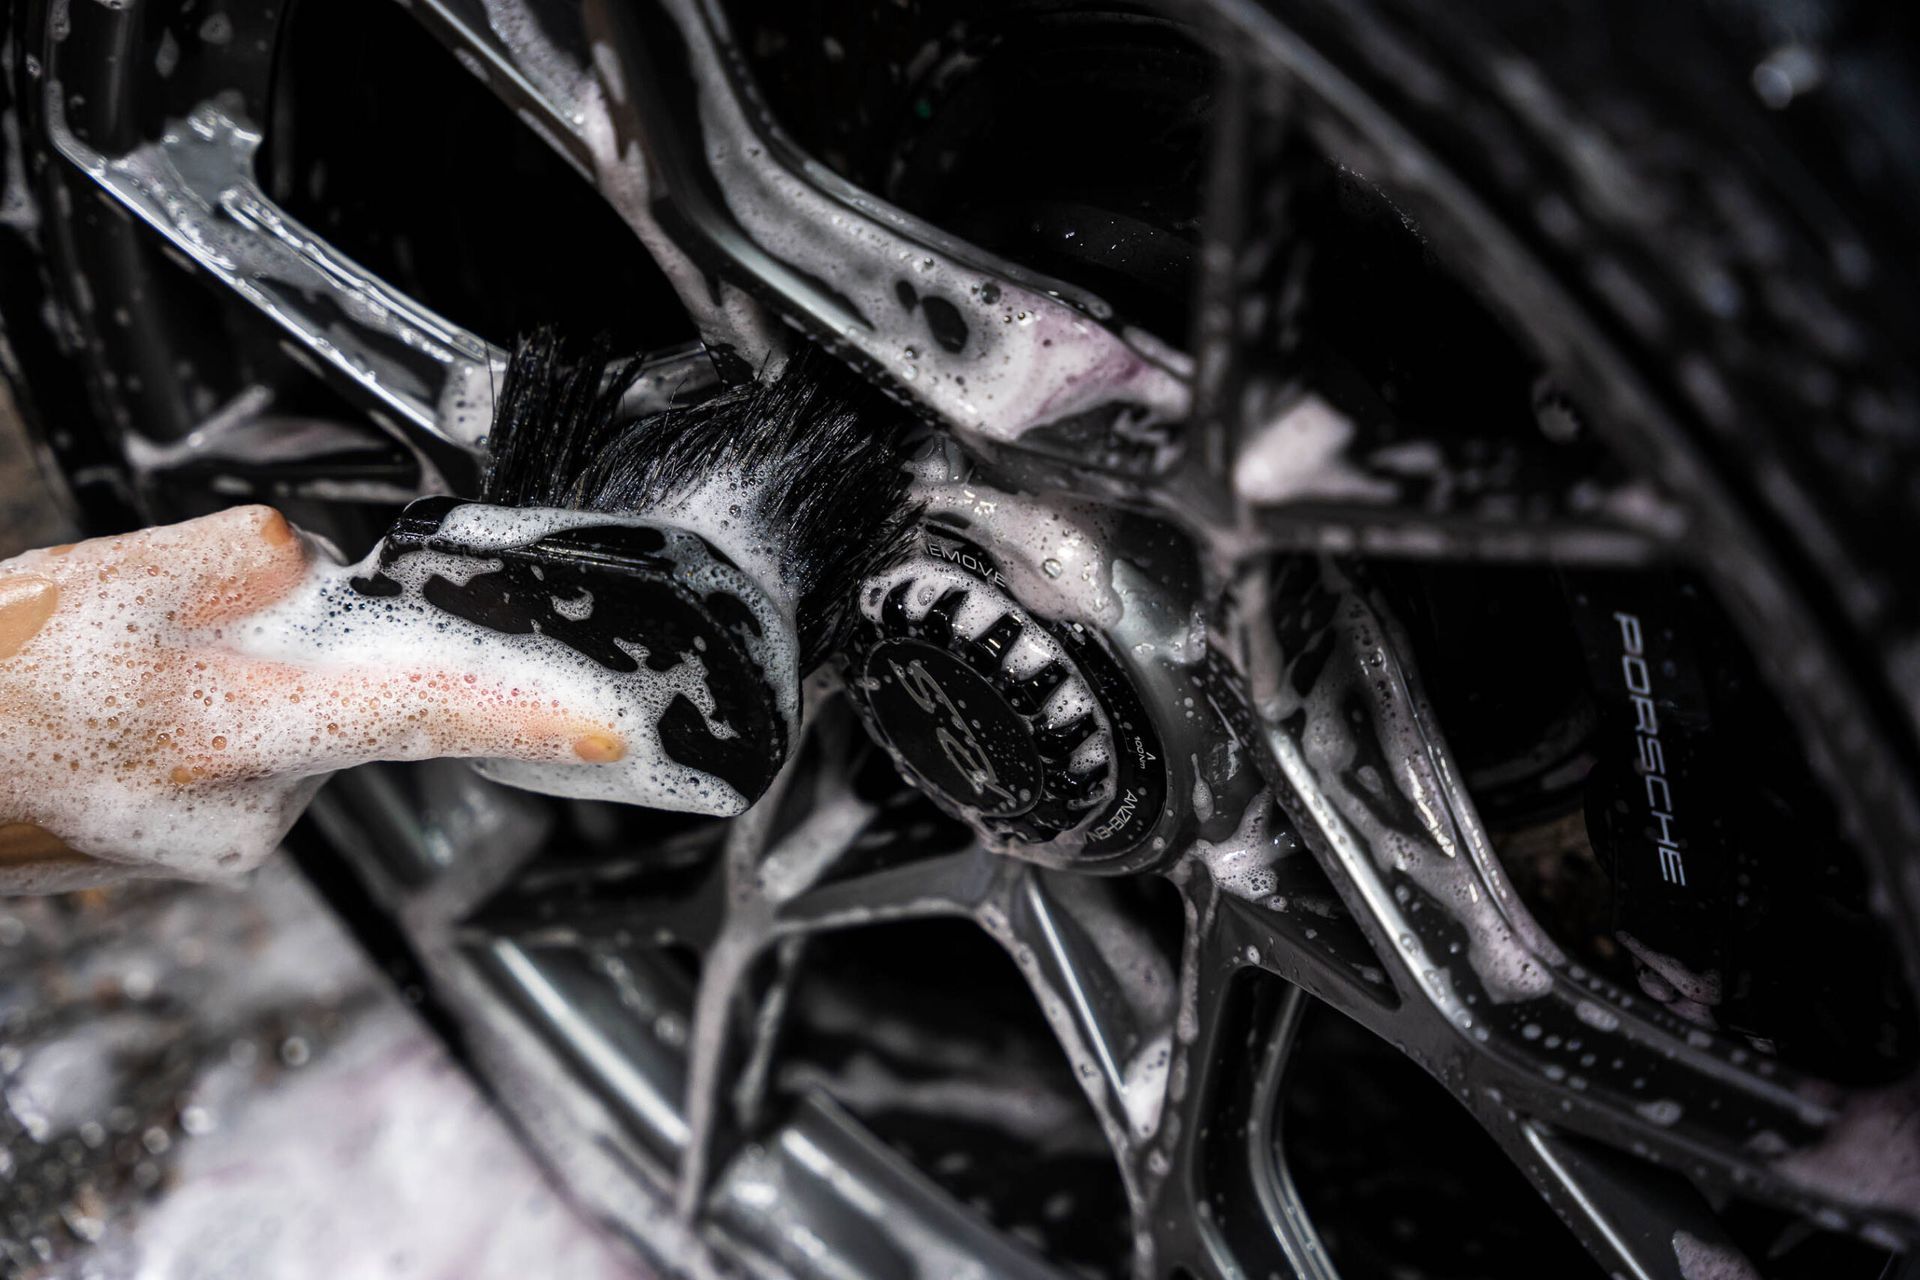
left=484, top=330, right=920, bottom=670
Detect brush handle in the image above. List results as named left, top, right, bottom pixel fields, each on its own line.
left=351, top=497, right=797, bottom=812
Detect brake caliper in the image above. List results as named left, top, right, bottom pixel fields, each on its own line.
left=1567, top=575, right=1733, bottom=1023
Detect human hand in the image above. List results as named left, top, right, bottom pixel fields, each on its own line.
left=0, top=506, right=630, bottom=892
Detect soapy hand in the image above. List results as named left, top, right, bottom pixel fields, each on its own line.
left=0, top=506, right=629, bottom=892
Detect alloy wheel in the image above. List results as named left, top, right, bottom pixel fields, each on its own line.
left=6, top=0, right=1920, bottom=1276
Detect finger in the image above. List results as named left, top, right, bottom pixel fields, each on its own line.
left=0, top=820, right=94, bottom=868
left=151, top=652, right=629, bottom=787
left=146, top=506, right=312, bottom=627
left=3, top=505, right=311, bottom=626
left=0, top=574, right=60, bottom=661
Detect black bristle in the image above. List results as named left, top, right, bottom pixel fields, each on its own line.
left=484, top=329, right=919, bottom=669
left=481, top=330, right=639, bottom=509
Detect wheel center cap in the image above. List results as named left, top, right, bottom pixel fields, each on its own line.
left=862, top=639, right=1043, bottom=818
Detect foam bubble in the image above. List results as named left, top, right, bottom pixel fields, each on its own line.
left=1192, top=793, right=1294, bottom=904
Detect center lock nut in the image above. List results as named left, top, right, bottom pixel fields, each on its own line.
left=845, top=530, right=1167, bottom=862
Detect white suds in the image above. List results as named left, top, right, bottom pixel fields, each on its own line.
left=1192, top=793, right=1298, bottom=906
left=1617, top=930, right=1721, bottom=1026
left=1775, top=1079, right=1920, bottom=1220
left=1234, top=394, right=1397, bottom=507
left=1672, top=1230, right=1761, bottom=1280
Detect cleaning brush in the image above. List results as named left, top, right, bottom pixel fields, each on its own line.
left=341, top=331, right=923, bottom=813
left=484, top=331, right=920, bottom=672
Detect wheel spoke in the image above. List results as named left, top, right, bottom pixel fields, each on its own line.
left=610, top=0, right=1192, bottom=447
left=49, top=100, right=505, bottom=463
left=309, top=0, right=1667, bottom=572
left=970, top=866, right=1178, bottom=1278
left=465, top=918, right=1070, bottom=1279
left=1496, top=1119, right=1754, bottom=1280
left=1468, top=1018, right=1920, bottom=1244
left=767, top=691, right=1001, bottom=929
left=1144, top=891, right=1312, bottom=1280
left=397, top=0, right=1190, bottom=452
left=1001, top=870, right=1180, bottom=1148
left=1182, top=785, right=1403, bottom=1032
left=1181, top=39, right=1309, bottom=523
left=389, top=0, right=598, bottom=174
left=729, top=936, right=806, bottom=1133
left=126, top=384, right=434, bottom=506
left=1256, top=988, right=1342, bottom=1280
left=1238, top=555, right=1563, bottom=1021
left=678, top=731, right=905, bottom=1217
left=745, top=789, right=884, bottom=908
left=709, top=1097, right=1064, bottom=1280
left=675, top=916, right=759, bottom=1218
left=465, top=825, right=728, bottom=953
left=466, top=937, right=693, bottom=1164
left=307, top=759, right=552, bottom=895
left=396, top=0, right=766, bottom=361
left=774, top=846, right=999, bottom=933
left=1164, top=36, right=1670, bottom=566
left=1230, top=384, right=1670, bottom=566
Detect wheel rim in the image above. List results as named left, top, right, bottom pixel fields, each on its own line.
left=10, top=0, right=1920, bottom=1276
